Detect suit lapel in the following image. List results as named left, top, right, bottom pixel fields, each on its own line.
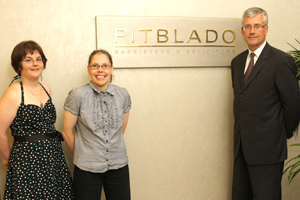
left=237, top=51, right=248, bottom=91
left=242, top=43, right=270, bottom=91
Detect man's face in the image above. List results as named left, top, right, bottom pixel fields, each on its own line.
left=242, top=13, right=268, bottom=51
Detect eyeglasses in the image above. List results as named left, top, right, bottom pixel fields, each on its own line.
left=89, top=64, right=112, bottom=70
left=242, top=24, right=266, bottom=31
left=22, top=58, right=43, bottom=64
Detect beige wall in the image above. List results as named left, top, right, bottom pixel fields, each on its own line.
left=1, top=0, right=300, bottom=199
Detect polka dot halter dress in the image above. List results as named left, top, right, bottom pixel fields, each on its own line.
left=4, top=81, right=74, bottom=199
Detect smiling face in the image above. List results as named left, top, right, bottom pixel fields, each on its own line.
left=88, top=53, right=113, bottom=91
left=20, top=50, right=44, bottom=80
left=242, top=13, right=268, bottom=51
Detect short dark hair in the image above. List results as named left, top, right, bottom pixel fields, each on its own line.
left=88, top=49, right=113, bottom=66
left=11, top=40, right=47, bottom=75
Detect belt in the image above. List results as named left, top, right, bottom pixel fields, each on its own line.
left=14, top=131, right=64, bottom=142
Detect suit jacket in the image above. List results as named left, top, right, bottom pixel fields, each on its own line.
left=231, top=42, right=300, bottom=165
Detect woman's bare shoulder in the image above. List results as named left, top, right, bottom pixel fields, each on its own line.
left=40, top=82, right=52, bottom=96
left=0, top=81, right=21, bottom=108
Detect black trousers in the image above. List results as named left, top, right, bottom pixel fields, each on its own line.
left=232, top=145, right=284, bottom=200
left=74, top=165, right=131, bottom=200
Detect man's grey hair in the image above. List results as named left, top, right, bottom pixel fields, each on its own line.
left=242, top=7, right=268, bottom=25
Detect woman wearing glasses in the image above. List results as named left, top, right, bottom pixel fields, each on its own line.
left=63, top=50, right=131, bottom=200
left=0, top=40, right=74, bottom=199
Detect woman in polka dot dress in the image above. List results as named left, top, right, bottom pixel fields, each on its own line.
left=0, top=41, right=74, bottom=199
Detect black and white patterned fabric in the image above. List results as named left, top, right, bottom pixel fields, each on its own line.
left=4, top=81, right=74, bottom=199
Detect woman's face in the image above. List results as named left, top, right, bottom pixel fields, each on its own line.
left=88, top=53, right=113, bottom=91
left=20, top=50, right=44, bottom=80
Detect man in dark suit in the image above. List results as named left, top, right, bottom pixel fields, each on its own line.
left=231, top=7, right=300, bottom=200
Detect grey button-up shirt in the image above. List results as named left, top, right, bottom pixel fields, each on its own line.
left=64, top=82, right=131, bottom=173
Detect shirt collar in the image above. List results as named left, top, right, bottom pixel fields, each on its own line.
left=88, top=81, right=114, bottom=95
left=248, top=40, right=267, bottom=57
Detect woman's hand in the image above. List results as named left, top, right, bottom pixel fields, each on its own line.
left=3, top=159, right=8, bottom=166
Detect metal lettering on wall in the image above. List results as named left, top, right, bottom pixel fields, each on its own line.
left=95, top=16, right=247, bottom=68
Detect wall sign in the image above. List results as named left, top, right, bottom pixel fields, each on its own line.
left=95, top=16, right=247, bottom=68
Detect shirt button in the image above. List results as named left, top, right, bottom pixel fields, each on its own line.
left=240, top=112, right=244, bottom=115
left=240, top=94, right=244, bottom=98
left=106, top=140, right=108, bottom=143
